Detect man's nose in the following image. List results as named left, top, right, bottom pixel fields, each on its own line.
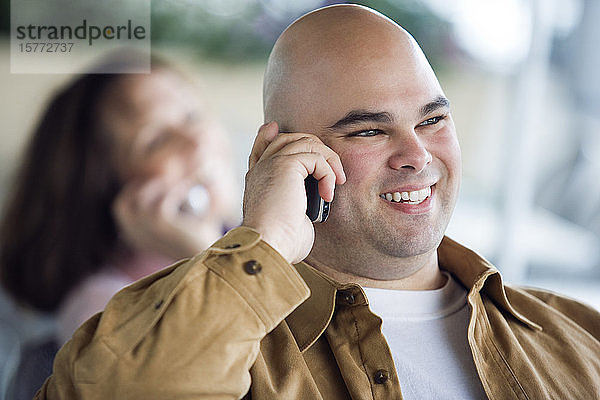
left=387, top=131, right=432, bottom=173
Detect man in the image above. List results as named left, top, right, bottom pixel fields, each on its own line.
left=37, top=5, right=600, bottom=399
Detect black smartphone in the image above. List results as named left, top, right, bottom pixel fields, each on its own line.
left=305, top=175, right=330, bottom=223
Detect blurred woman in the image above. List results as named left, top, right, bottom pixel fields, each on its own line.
left=0, top=53, right=239, bottom=398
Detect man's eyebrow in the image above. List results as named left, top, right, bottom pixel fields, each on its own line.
left=328, top=110, right=394, bottom=130
left=420, top=96, right=450, bottom=117
left=327, top=97, right=450, bottom=130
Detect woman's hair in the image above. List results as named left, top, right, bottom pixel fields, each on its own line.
left=0, top=53, right=168, bottom=312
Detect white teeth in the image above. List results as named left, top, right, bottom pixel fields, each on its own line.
left=380, top=186, right=432, bottom=204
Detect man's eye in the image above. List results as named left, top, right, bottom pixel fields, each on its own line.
left=417, top=115, right=445, bottom=127
left=349, top=129, right=384, bottom=137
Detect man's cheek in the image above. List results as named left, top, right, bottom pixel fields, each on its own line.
left=430, top=127, right=460, bottom=156
left=338, top=149, right=380, bottom=183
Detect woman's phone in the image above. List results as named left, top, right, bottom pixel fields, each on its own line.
left=305, top=175, right=330, bottom=223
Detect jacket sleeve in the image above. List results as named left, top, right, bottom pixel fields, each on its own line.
left=35, top=227, right=310, bottom=400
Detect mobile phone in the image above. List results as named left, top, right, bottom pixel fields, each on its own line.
left=305, top=175, right=330, bottom=223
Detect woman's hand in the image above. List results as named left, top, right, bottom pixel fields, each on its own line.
left=113, top=176, right=225, bottom=260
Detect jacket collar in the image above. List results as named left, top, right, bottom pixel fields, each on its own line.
left=286, top=236, right=540, bottom=352
left=285, top=262, right=341, bottom=352
left=437, top=236, right=541, bottom=331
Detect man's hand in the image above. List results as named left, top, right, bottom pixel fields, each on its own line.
left=113, top=177, right=224, bottom=260
left=242, top=121, right=346, bottom=264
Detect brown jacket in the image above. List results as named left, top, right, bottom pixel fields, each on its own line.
left=37, top=227, right=600, bottom=399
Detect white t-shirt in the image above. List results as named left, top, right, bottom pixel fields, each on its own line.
left=362, top=272, right=488, bottom=399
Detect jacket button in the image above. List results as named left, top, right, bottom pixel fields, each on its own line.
left=224, top=243, right=241, bottom=249
left=339, top=291, right=355, bottom=305
left=373, top=369, right=389, bottom=384
left=244, top=260, right=262, bottom=275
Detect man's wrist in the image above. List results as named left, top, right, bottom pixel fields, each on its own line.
left=241, top=221, right=292, bottom=264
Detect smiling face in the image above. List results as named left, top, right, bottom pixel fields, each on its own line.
left=101, top=70, right=237, bottom=220
left=264, top=5, right=461, bottom=279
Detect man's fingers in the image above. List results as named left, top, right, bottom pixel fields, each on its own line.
left=259, top=135, right=323, bottom=162
left=249, top=123, right=347, bottom=189
left=323, top=150, right=346, bottom=186
left=248, top=121, right=279, bottom=169
left=260, top=135, right=347, bottom=186
left=286, top=139, right=346, bottom=188
left=280, top=152, right=338, bottom=202
left=256, top=133, right=318, bottom=165
left=306, top=155, right=338, bottom=202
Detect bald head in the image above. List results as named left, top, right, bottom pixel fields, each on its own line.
left=263, top=4, right=436, bottom=130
